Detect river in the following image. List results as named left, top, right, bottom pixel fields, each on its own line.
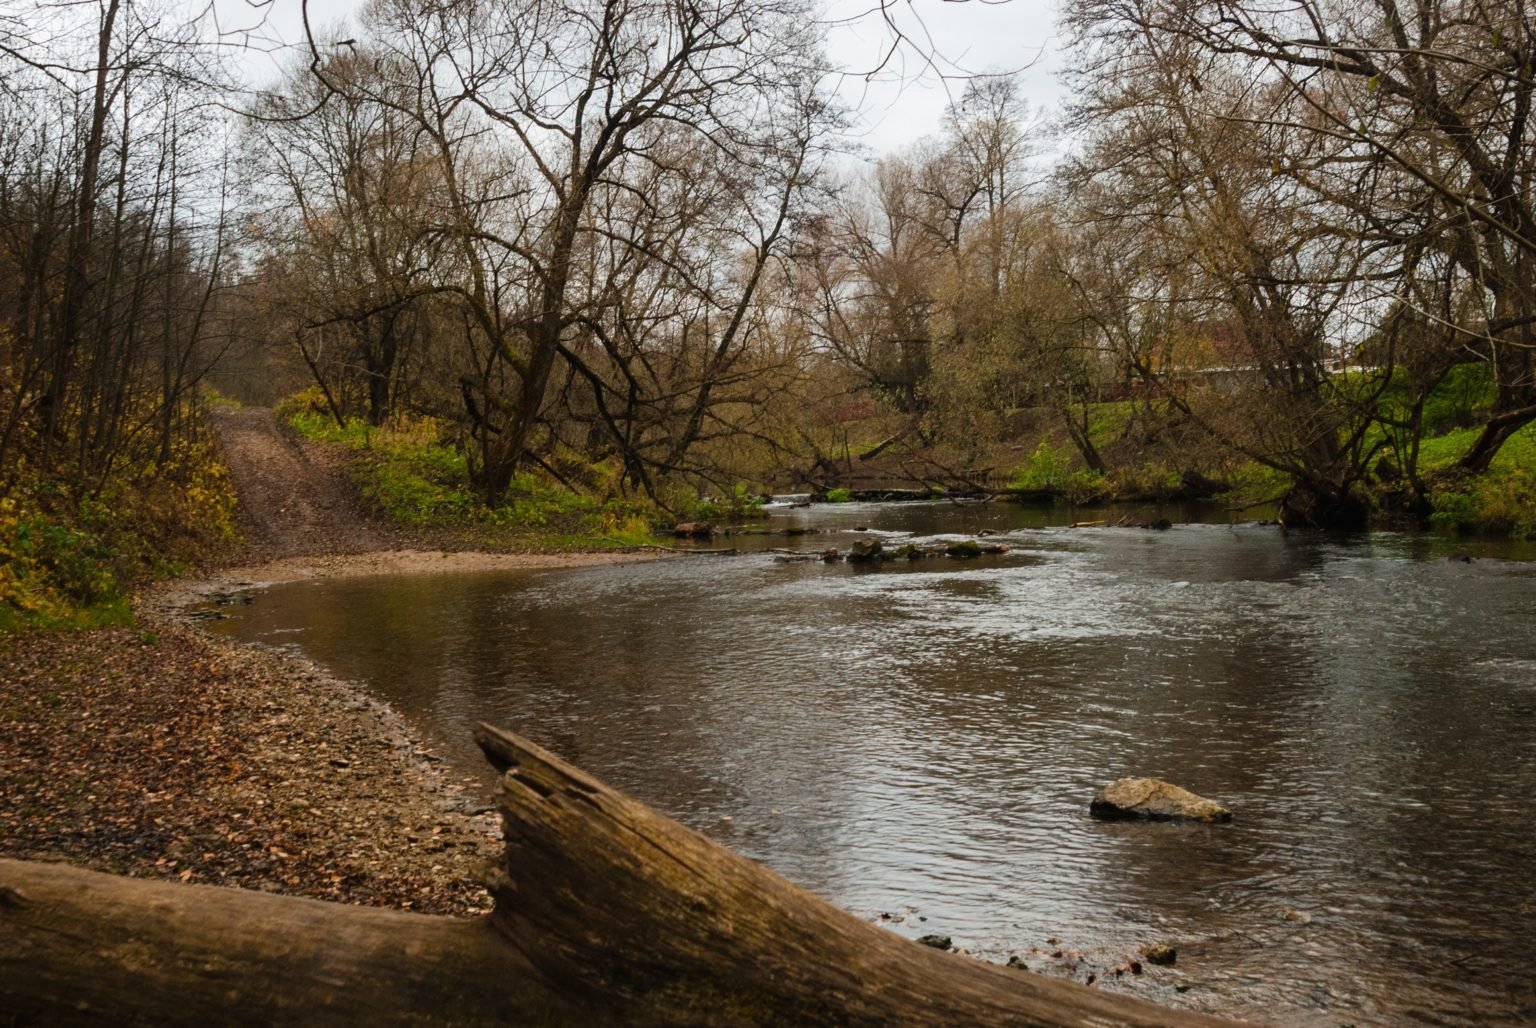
left=209, top=501, right=1536, bottom=1025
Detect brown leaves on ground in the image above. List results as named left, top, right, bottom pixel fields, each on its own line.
left=0, top=617, right=498, bottom=916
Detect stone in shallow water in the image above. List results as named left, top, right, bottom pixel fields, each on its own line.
left=1089, top=777, right=1232, bottom=823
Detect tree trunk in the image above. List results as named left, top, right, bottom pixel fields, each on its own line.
left=43, top=0, right=121, bottom=452
left=0, top=724, right=1235, bottom=1027
left=0, top=859, right=580, bottom=1026
left=1458, top=398, right=1536, bottom=473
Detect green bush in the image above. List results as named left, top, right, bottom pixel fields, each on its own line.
left=1064, top=468, right=1110, bottom=505
left=824, top=487, right=854, bottom=503
left=1, top=432, right=234, bottom=633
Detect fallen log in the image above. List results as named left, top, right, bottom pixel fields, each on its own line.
left=0, top=725, right=1237, bottom=1026
left=0, top=859, right=582, bottom=1026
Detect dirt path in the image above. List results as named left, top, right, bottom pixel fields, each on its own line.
left=179, top=407, right=660, bottom=608
left=209, top=406, right=396, bottom=560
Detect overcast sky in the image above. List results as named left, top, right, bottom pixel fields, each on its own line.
left=209, top=0, right=1067, bottom=159
left=822, top=0, right=1066, bottom=155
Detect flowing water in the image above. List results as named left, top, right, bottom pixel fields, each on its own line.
left=209, top=502, right=1536, bottom=1025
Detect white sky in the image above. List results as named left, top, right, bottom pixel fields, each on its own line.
left=822, top=0, right=1067, bottom=156
left=207, top=0, right=1067, bottom=159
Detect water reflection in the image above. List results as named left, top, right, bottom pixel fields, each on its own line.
left=211, top=512, right=1536, bottom=1026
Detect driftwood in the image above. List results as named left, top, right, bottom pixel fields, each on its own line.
left=640, top=543, right=740, bottom=556
left=0, top=725, right=1236, bottom=1026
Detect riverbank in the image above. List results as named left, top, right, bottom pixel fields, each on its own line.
left=2, top=403, right=669, bottom=916
left=0, top=547, right=664, bottom=916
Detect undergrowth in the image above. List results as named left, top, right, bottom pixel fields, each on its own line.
left=1424, top=425, right=1536, bottom=538
left=1, top=428, right=237, bottom=633
left=1001, top=367, right=1535, bottom=536
left=277, top=389, right=659, bottom=547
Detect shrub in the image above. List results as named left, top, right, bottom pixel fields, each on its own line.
left=1008, top=442, right=1074, bottom=493
left=0, top=432, right=234, bottom=633
left=1064, top=469, right=1110, bottom=505
left=1217, top=462, right=1291, bottom=511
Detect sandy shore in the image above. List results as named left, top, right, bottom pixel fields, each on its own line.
left=146, top=547, right=667, bottom=613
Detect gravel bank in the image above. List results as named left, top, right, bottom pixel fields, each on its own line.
left=0, top=609, right=504, bottom=914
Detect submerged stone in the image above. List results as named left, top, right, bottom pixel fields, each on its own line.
left=1089, top=777, right=1231, bottom=823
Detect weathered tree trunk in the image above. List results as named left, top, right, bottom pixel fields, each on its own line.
left=0, top=725, right=1235, bottom=1027
left=0, top=859, right=582, bottom=1026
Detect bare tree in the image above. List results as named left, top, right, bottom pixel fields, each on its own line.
left=1058, top=27, right=1415, bottom=526
left=1064, top=0, right=1536, bottom=474
left=311, top=0, right=838, bottom=503
left=0, top=0, right=235, bottom=488
left=245, top=48, right=455, bottom=427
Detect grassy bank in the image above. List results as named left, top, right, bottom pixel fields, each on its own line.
left=276, top=391, right=662, bottom=549
left=990, top=363, right=1534, bottom=535
left=1419, top=424, right=1536, bottom=537
left=822, top=374, right=1534, bottom=536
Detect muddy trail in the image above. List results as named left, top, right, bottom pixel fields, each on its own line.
left=209, top=406, right=404, bottom=561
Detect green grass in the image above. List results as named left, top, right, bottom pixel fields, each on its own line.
left=1425, top=423, right=1536, bottom=537
left=1008, top=441, right=1074, bottom=492
left=1086, top=401, right=1135, bottom=449
left=1420, top=363, right=1495, bottom=433
left=994, top=381, right=1536, bottom=534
